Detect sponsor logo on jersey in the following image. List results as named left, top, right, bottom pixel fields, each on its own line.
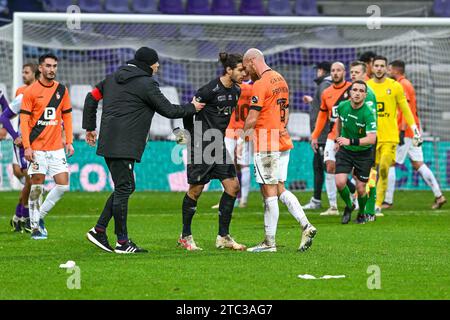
left=37, top=119, right=59, bottom=126
left=217, top=95, right=226, bottom=102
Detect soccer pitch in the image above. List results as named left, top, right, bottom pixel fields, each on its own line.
left=0, top=190, right=448, bottom=300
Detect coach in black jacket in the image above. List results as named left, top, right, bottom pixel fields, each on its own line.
left=82, top=47, right=204, bottom=254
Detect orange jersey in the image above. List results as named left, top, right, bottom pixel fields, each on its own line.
left=250, top=69, right=293, bottom=152
left=226, top=80, right=253, bottom=139
left=15, top=85, right=28, bottom=97
left=311, top=81, right=351, bottom=140
left=20, top=80, right=73, bottom=150
left=396, top=76, right=420, bottom=138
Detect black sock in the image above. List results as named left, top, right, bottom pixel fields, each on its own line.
left=218, top=192, right=236, bottom=237
left=182, top=193, right=197, bottom=237
left=347, top=179, right=356, bottom=194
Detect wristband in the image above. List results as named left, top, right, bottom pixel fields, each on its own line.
left=350, top=138, right=360, bottom=146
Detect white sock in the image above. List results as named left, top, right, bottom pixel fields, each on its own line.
left=385, top=166, right=396, bottom=204
left=40, top=184, right=69, bottom=219
left=240, top=167, right=250, bottom=203
left=325, top=173, right=337, bottom=207
left=29, top=184, right=44, bottom=230
left=418, top=164, right=442, bottom=198
left=279, top=190, right=309, bottom=228
left=264, top=196, right=279, bottom=238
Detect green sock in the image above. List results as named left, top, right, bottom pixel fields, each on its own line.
left=365, top=187, right=376, bottom=215
left=358, top=194, right=368, bottom=214
left=338, top=185, right=353, bottom=208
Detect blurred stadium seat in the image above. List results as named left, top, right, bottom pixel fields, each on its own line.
left=268, top=0, right=293, bottom=16
left=186, top=0, right=211, bottom=15
left=211, top=0, right=237, bottom=15
left=240, top=0, right=266, bottom=15
left=159, top=0, right=185, bottom=14
left=132, top=0, right=159, bottom=14
left=160, top=61, right=188, bottom=86
left=150, top=87, right=178, bottom=140
left=295, top=0, right=319, bottom=16
left=433, top=0, right=450, bottom=17
left=78, top=0, right=103, bottom=13
left=287, top=112, right=311, bottom=140
left=104, top=0, right=131, bottom=13
left=42, top=0, right=74, bottom=12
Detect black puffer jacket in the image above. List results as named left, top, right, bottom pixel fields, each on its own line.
left=83, top=65, right=196, bottom=162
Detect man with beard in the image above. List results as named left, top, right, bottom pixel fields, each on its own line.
left=178, top=52, right=247, bottom=251
left=367, top=56, right=421, bottom=216
left=310, top=62, right=353, bottom=216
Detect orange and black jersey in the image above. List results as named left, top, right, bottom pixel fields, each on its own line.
left=311, top=81, right=351, bottom=140
left=20, top=80, right=72, bottom=150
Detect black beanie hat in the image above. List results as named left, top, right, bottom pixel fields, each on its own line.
left=135, top=47, right=159, bottom=66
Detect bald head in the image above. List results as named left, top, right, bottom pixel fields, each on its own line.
left=243, top=48, right=268, bottom=82
left=330, top=61, right=346, bottom=85
left=243, top=48, right=264, bottom=62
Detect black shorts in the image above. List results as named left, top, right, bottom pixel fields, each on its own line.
left=187, top=163, right=236, bottom=185
left=335, top=147, right=374, bottom=183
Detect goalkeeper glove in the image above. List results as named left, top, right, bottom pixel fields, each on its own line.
left=173, top=127, right=187, bottom=145
left=399, top=130, right=405, bottom=146
left=411, top=125, right=423, bottom=147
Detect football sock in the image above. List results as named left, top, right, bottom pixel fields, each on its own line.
left=40, top=184, right=69, bottom=219
left=29, top=184, right=44, bottom=230
left=376, top=153, right=393, bottom=207
left=22, top=205, right=29, bottom=218
left=218, top=192, right=236, bottom=236
left=240, top=167, right=250, bottom=204
left=325, top=173, right=337, bottom=207
left=15, top=203, right=23, bottom=218
left=365, top=187, right=377, bottom=216
left=264, top=196, right=279, bottom=238
left=338, top=185, right=353, bottom=208
left=418, top=164, right=442, bottom=198
left=385, top=166, right=396, bottom=204
left=182, top=193, right=197, bottom=237
left=279, top=190, right=309, bottom=228
left=358, top=194, right=368, bottom=214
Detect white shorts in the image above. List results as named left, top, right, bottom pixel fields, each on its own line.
left=324, top=139, right=336, bottom=163
left=396, top=137, right=424, bottom=164
left=254, top=150, right=290, bottom=184
left=28, top=148, right=69, bottom=177
left=224, top=136, right=251, bottom=166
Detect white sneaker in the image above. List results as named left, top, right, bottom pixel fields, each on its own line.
left=299, top=224, right=317, bottom=252
left=320, top=206, right=339, bottom=216
left=375, top=207, right=384, bottom=217
left=216, top=235, right=246, bottom=251
left=211, top=203, right=220, bottom=209
left=177, top=234, right=203, bottom=251
left=302, top=197, right=321, bottom=210
left=247, top=236, right=276, bottom=252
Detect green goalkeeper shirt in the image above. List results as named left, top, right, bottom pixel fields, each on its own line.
left=337, top=100, right=377, bottom=152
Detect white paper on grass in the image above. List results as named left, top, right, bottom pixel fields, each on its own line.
left=59, top=260, right=76, bottom=269
left=298, top=274, right=346, bottom=280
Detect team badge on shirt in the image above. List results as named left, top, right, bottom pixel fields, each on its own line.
left=56, top=91, right=60, bottom=100
left=251, top=96, right=259, bottom=104
left=386, top=89, right=391, bottom=95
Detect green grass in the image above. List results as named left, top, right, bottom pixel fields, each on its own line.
left=0, top=190, right=449, bottom=300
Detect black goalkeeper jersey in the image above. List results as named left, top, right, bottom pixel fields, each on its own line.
left=194, top=77, right=241, bottom=134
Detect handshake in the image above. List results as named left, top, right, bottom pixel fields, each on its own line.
left=173, top=127, right=188, bottom=145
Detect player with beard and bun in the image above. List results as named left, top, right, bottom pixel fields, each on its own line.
left=367, top=56, right=421, bottom=216
left=178, top=52, right=247, bottom=251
